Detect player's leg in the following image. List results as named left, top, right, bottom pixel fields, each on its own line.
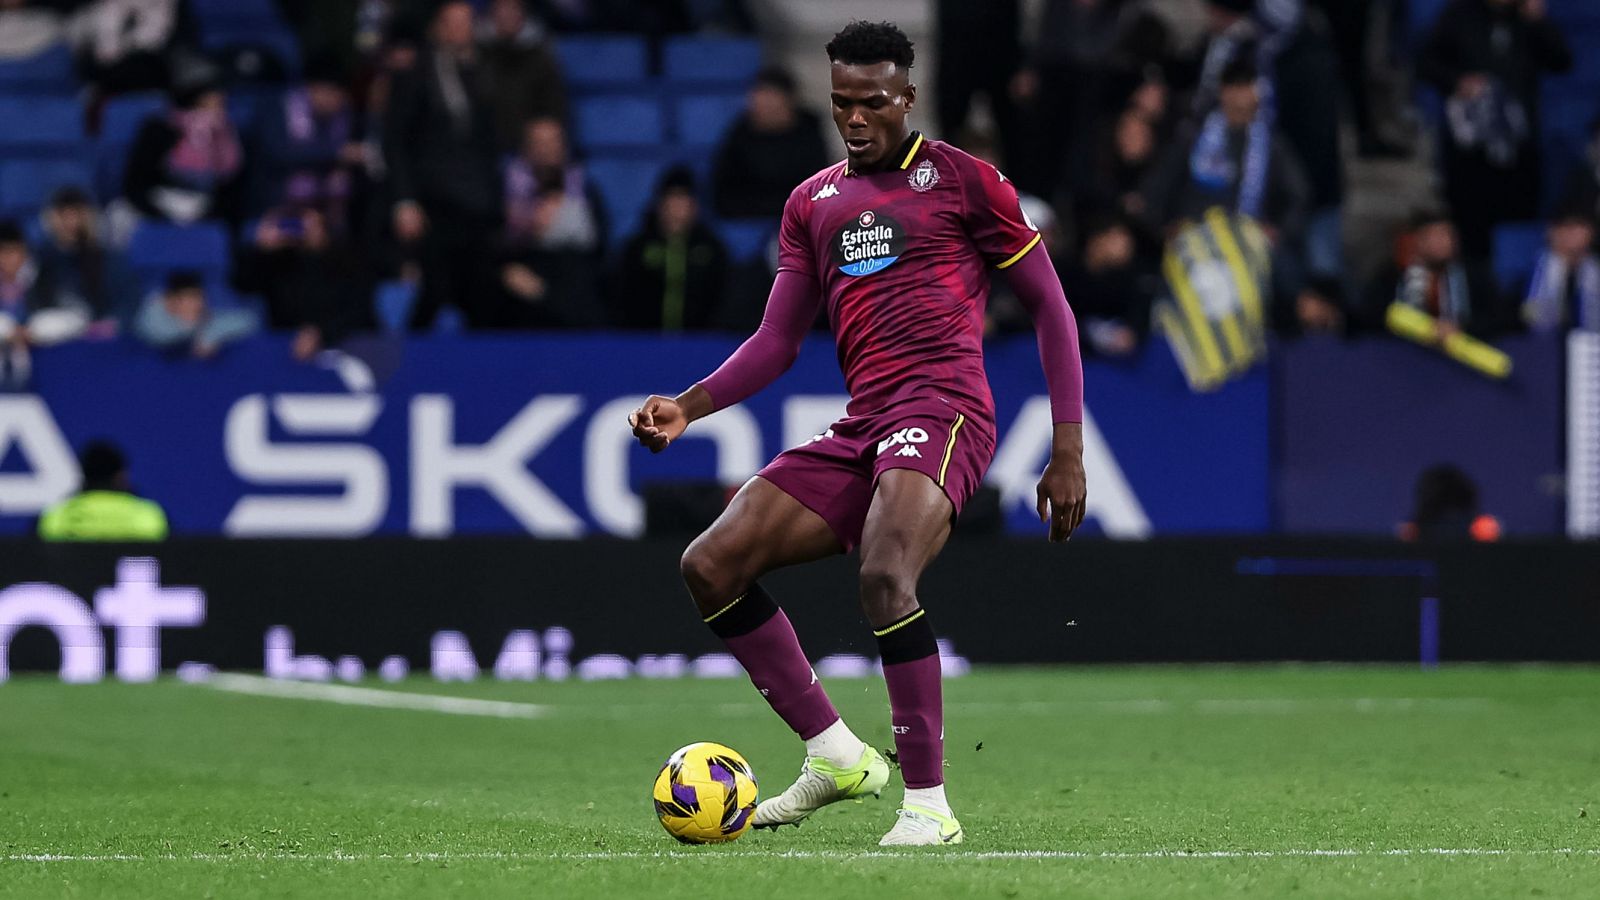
left=857, top=469, right=964, bottom=845
left=679, top=475, right=890, bottom=827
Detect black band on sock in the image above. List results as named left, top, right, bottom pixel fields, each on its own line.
left=874, top=608, right=938, bottom=665
left=703, top=582, right=781, bottom=639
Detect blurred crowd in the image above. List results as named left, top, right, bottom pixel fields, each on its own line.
left=0, top=0, right=1597, bottom=384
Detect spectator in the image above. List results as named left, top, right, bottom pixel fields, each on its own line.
left=1060, top=213, right=1156, bottom=357
left=499, top=115, right=605, bottom=327
left=612, top=166, right=728, bottom=331
left=37, top=441, right=168, bottom=542
left=1193, top=0, right=1345, bottom=283
left=1559, top=117, right=1600, bottom=225
left=1362, top=209, right=1507, bottom=337
left=134, top=271, right=259, bottom=357
left=1071, top=107, right=1163, bottom=243
left=0, top=0, right=63, bottom=63
left=1523, top=209, right=1599, bottom=333
left=479, top=0, right=568, bottom=152
left=711, top=67, right=829, bottom=220
left=235, top=208, right=374, bottom=362
left=35, top=186, right=130, bottom=329
left=258, top=55, right=364, bottom=232
left=67, top=0, right=180, bottom=95
left=384, top=0, right=504, bottom=329
left=1398, top=464, right=1501, bottom=542
left=1140, top=58, right=1310, bottom=250
left=1, top=220, right=90, bottom=388
left=1011, top=0, right=1144, bottom=198
left=1420, top=0, right=1572, bottom=260
left=936, top=0, right=1025, bottom=175
left=116, top=73, right=246, bottom=239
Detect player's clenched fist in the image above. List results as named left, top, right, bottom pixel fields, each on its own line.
left=628, top=395, right=688, bottom=453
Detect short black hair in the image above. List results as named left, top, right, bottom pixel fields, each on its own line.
left=79, top=440, right=127, bottom=490
left=165, top=270, right=205, bottom=294
left=1220, top=56, right=1257, bottom=86
left=753, top=66, right=798, bottom=95
left=0, top=219, right=23, bottom=247
left=826, top=21, right=914, bottom=71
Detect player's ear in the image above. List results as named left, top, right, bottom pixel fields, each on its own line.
left=901, top=81, right=917, bottom=113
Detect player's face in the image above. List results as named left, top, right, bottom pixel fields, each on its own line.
left=829, top=61, right=915, bottom=170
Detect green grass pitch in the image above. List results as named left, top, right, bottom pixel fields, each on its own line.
left=3, top=666, right=1598, bottom=898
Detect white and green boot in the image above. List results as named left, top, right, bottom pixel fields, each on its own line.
left=751, top=746, right=890, bottom=828
left=878, top=806, right=964, bottom=846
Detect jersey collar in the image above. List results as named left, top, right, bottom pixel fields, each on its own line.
left=844, top=130, right=925, bottom=177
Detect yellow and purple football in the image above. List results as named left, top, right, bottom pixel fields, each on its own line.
left=652, top=742, right=759, bottom=844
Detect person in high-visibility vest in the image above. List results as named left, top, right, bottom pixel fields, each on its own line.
left=37, top=441, right=168, bottom=541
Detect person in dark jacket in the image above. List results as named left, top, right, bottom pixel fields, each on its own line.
left=1420, top=0, right=1572, bottom=260
left=612, top=167, right=728, bottom=331
left=1361, top=208, right=1509, bottom=337
left=383, top=0, right=504, bottom=329
left=119, top=74, right=246, bottom=231
left=480, top=0, right=568, bottom=152
left=711, top=68, right=829, bottom=220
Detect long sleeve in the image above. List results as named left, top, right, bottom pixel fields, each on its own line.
left=696, top=269, right=821, bottom=411
left=1006, top=244, right=1084, bottom=424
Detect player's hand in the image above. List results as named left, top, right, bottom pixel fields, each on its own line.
left=628, top=395, right=689, bottom=453
left=1036, top=424, right=1087, bottom=542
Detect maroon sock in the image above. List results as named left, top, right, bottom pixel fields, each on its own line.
left=876, top=609, right=944, bottom=789
left=705, top=585, right=839, bottom=740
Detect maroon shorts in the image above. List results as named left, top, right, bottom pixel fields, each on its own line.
left=757, top=398, right=996, bottom=553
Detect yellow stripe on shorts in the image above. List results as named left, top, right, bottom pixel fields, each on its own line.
left=937, top=414, right=967, bottom=487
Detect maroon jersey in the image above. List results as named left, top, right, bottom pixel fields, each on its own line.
left=777, top=132, right=1042, bottom=426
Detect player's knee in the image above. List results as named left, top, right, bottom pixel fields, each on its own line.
left=680, top=541, right=741, bottom=605
left=858, top=563, right=917, bottom=621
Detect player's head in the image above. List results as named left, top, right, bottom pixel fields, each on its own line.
left=825, top=20, right=916, bottom=171
left=1218, top=57, right=1259, bottom=127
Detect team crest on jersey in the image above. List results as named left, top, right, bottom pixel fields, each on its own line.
left=833, top=210, right=905, bottom=277
left=908, top=159, right=940, bottom=192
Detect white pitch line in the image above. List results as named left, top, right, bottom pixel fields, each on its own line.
left=6, top=848, right=1599, bottom=863
left=205, top=674, right=548, bottom=719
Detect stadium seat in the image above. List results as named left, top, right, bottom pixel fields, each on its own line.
left=717, top=218, right=775, bottom=265
left=0, top=95, right=83, bottom=151
left=374, top=280, right=417, bottom=333
left=0, top=43, right=76, bottom=92
left=95, top=92, right=166, bottom=198
left=1407, top=0, right=1451, bottom=46
left=554, top=35, right=649, bottom=90
left=661, top=36, right=763, bottom=86
left=188, top=0, right=280, bottom=25
left=1491, top=221, right=1546, bottom=293
left=126, top=221, right=232, bottom=281
left=0, top=158, right=93, bottom=217
left=674, top=93, right=746, bottom=147
left=587, top=157, right=671, bottom=244
left=200, top=28, right=302, bottom=78
left=575, top=95, right=666, bottom=149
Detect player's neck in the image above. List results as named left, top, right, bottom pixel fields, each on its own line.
left=848, top=129, right=919, bottom=175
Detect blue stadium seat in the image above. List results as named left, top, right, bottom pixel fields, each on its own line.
left=554, top=35, right=649, bottom=90
left=189, top=0, right=281, bottom=25
left=662, top=36, right=763, bottom=85
left=126, top=221, right=232, bottom=281
left=1491, top=221, right=1546, bottom=293
left=0, top=95, right=83, bottom=151
left=0, top=158, right=93, bottom=217
left=575, top=95, right=666, bottom=149
left=587, top=157, right=670, bottom=244
left=674, top=93, right=746, bottom=147
left=96, top=92, right=166, bottom=200
left=717, top=218, right=775, bottom=265
left=0, top=43, right=76, bottom=92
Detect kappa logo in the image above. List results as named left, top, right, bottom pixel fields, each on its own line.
left=808, top=428, right=835, bottom=444
left=811, top=183, right=839, bottom=201
left=876, top=426, right=930, bottom=456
